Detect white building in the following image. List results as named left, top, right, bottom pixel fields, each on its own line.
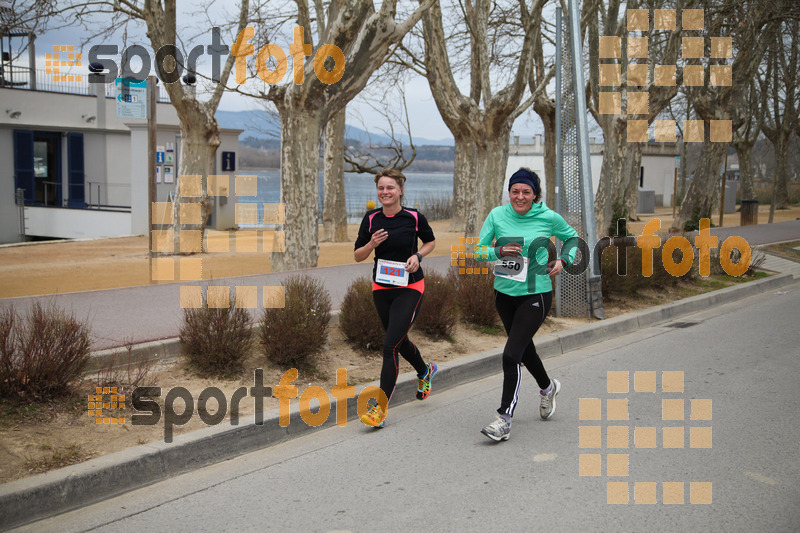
left=1, top=65, right=241, bottom=244
left=505, top=134, right=680, bottom=209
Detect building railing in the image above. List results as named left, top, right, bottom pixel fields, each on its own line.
left=0, top=65, right=171, bottom=102
left=19, top=180, right=131, bottom=211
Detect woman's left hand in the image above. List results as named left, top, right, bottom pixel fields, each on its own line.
left=546, top=259, right=564, bottom=278
left=405, top=254, right=420, bottom=273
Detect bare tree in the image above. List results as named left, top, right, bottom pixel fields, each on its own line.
left=673, top=0, right=797, bottom=231
left=322, top=82, right=418, bottom=242
left=236, top=1, right=434, bottom=270
left=322, top=107, right=348, bottom=242
left=416, top=0, right=543, bottom=236
left=343, top=88, right=418, bottom=173
left=760, top=19, right=799, bottom=220
left=64, top=0, right=250, bottom=249
left=731, top=79, right=763, bottom=201
left=587, top=0, right=692, bottom=236
left=530, top=12, right=557, bottom=209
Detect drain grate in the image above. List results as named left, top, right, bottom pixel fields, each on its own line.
left=664, top=321, right=700, bottom=329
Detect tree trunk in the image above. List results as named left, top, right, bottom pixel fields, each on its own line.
left=535, top=97, right=557, bottom=209
left=593, top=118, right=627, bottom=237
left=449, top=136, right=476, bottom=232
left=621, top=143, right=643, bottom=222
left=771, top=133, right=790, bottom=211
left=172, top=109, right=219, bottom=253
left=466, top=131, right=511, bottom=237
left=735, top=142, right=756, bottom=200
left=675, top=141, right=728, bottom=230
left=270, top=106, right=324, bottom=272
left=322, top=107, right=348, bottom=242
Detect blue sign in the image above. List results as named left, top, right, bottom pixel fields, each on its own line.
left=114, top=78, right=147, bottom=119
left=156, top=152, right=165, bottom=164
left=222, top=151, right=236, bottom=172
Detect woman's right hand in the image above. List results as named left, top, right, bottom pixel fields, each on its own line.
left=497, top=243, right=522, bottom=257
left=370, top=229, right=388, bottom=248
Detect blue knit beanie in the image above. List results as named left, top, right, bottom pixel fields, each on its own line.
left=508, top=168, right=541, bottom=195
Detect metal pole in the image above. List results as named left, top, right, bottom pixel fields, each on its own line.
left=673, top=155, right=679, bottom=219
left=16, top=188, right=26, bottom=241
left=719, top=148, right=728, bottom=227
left=148, top=76, right=157, bottom=264
left=568, top=0, right=602, bottom=319
left=554, top=5, right=563, bottom=317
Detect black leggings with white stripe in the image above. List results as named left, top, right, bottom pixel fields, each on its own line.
left=372, top=288, right=428, bottom=403
left=495, top=290, right=553, bottom=417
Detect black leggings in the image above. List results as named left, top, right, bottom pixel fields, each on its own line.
left=372, top=288, right=428, bottom=403
left=494, top=290, right=553, bottom=417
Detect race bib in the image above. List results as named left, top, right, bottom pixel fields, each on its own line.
left=494, top=256, right=528, bottom=282
left=375, top=259, right=409, bottom=286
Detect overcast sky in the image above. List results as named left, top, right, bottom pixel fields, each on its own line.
left=10, top=4, right=557, bottom=143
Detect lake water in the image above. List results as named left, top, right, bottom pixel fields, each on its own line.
left=237, top=169, right=453, bottom=224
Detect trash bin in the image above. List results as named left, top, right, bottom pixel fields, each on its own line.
left=724, top=181, right=739, bottom=213
left=637, top=188, right=655, bottom=214
left=740, top=199, right=759, bottom=226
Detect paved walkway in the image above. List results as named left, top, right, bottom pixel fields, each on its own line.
left=2, top=220, right=799, bottom=352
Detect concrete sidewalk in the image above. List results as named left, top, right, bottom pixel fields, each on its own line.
left=0, top=272, right=796, bottom=531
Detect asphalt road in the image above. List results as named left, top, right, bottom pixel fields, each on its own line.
left=12, top=284, right=800, bottom=533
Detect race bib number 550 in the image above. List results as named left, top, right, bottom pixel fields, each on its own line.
left=494, top=256, right=528, bottom=282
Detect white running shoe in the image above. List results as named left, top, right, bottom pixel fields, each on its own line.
left=481, top=416, right=511, bottom=441
left=540, top=379, right=561, bottom=420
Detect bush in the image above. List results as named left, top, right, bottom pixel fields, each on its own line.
left=601, top=240, right=697, bottom=299
left=179, top=293, right=252, bottom=376
left=260, top=275, right=331, bottom=369
left=0, top=302, right=91, bottom=399
left=339, top=276, right=384, bottom=352
left=415, top=271, right=458, bottom=340
left=448, top=261, right=500, bottom=329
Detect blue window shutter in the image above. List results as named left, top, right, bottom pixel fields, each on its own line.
left=67, top=132, right=85, bottom=207
left=13, top=130, right=34, bottom=204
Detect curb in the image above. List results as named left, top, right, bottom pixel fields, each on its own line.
left=0, top=273, right=795, bottom=530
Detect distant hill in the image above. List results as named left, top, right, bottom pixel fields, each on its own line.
left=216, top=109, right=455, bottom=147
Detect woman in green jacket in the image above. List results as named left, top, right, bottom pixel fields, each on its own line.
left=476, top=168, right=579, bottom=442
